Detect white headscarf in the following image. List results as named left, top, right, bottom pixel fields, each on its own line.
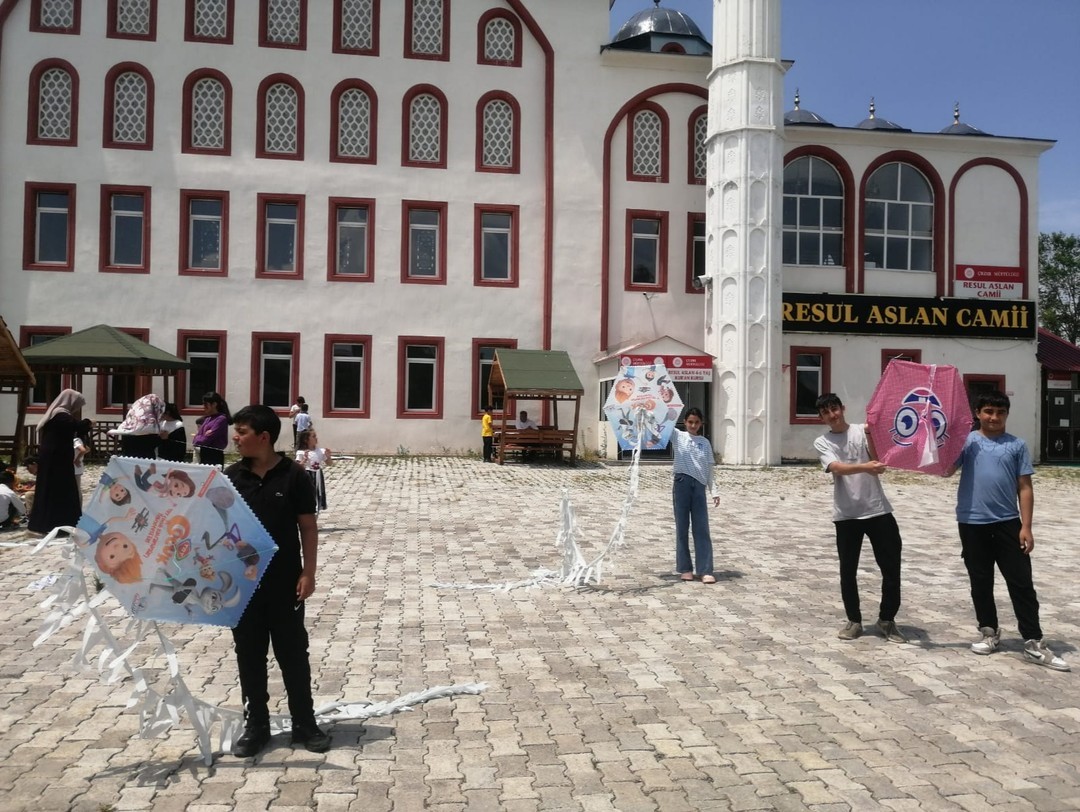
left=37, top=389, right=85, bottom=439
left=108, top=393, right=166, bottom=436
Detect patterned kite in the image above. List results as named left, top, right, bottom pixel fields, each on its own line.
left=603, top=362, right=684, bottom=451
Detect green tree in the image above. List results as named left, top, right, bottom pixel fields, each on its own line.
left=1038, top=231, right=1080, bottom=343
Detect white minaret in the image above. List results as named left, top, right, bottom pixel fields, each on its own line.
left=704, top=0, right=784, bottom=464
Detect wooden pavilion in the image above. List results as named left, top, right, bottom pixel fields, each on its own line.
left=0, top=315, right=36, bottom=466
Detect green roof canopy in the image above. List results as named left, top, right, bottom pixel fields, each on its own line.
left=490, top=350, right=584, bottom=399
left=21, top=324, right=190, bottom=373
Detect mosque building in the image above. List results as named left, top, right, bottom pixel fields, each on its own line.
left=0, top=0, right=1049, bottom=460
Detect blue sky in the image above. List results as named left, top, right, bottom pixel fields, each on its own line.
left=611, top=1, right=1080, bottom=235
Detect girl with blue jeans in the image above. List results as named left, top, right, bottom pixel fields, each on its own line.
left=672, top=407, right=720, bottom=584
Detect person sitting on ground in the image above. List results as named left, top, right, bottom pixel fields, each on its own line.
left=0, top=469, right=27, bottom=531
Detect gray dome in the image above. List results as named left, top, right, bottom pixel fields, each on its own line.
left=785, top=91, right=833, bottom=126
left=940, top=104, right=988, bottom=135
left=613, top=7, right=706, bottom=42
left=856, top=98, right=908, bottom=132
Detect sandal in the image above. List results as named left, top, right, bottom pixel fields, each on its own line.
left=679, top=572, right=695, bottom=581
left=701, top=575, right=716, bottom=584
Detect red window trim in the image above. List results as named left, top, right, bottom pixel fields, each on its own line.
left=329, top=78, right=378, bottom=164
left=624, top=209, right=669, bottom=292
left=256, top=74, right=305, bottom=160
left=179, top=188, right=229, bottom=277
left=397, top=336, right=445, bottom=418
left=181, top=68, right=232, bottom=156
left=184, top=0, right=235, bottom=44
left=327, top=197, right=375, bottom=282
left=404, top=0, right=450, bottom=61
left=686, top=105, right=706, bottom=185
left=259, top=0, right=307, bottom=50
left=789, top=345, right=831, bottom=425
left=401, top=84, right=448, bottom=169
left=27, top=58, right=79, bottom=147
left=963, top=374, right=1007, bottom=398
left=99, top=184, right=151, bottom=274
left=401, top=199, right=447, bottom=285
left=97, top=327, right=150, bottom=413
left=30, top=0, right=81, bottom=34
left=24, top=181, right=76, bottom=272
left=256, top=193, right=305, bottom=280
left=476, top=9, right=522, bottom=67
left=471, top=337, right=517, bottom=418
left=250, top=332, right=300, bottom=415
left=323, top=333, right=373, bottom=418
left=176, top=329, right=228, bottom=415
left=685, top=212, right=705, bottom=294
left=20, top=325, right=72, bottom=412
left=626, top=101, right=669, bottom=183
left=333, top=0, right=380, bottom=56
left=475, top=90, right=520, bottom=174
left=107, top=0, right=157, bottom=41
left=881, top=349, right=922, bottom=373
left=474, top=204, right=519, bottom=287
left=103, top=62, right=154, bottom=150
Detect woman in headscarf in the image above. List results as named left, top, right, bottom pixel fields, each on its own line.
left=107, top=393, right=166, bottom=459
left=27, top=389, right=85, bottom=533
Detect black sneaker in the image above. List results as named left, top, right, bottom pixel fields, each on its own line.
left=291, top=719, right=331, bottom=753
left=233, top=723, right=271, bottom=758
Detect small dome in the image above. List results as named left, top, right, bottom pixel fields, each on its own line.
left=939, top=103, right=988, bottom=135
left=856, top=98, right=908, bottom=131
left=613, top=6, right=706, bottom=43
left=784, top=90, right=833, bottom=127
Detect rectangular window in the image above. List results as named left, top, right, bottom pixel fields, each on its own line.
left=402, top=200, right=446, bottom=284
left=881, top=349, right=922, bottom=373
left=25, top=183, right=75, bottom=271
left=475, top=205, right=518, bottom=286
left=177, top=331, right=225, bottom=413
left=252, top=333, right=298, bottom=410
left=101, top=186, right=150, bottom=272
left=179, top=189, right=228, bottom=275
left=626, top=210, right=668, bottom=291
left=686, top=213, right=705, bottom=293
left=185, top=0, right=234, bottom=43
left=790, top=346, right=830, bottom=423
left=99, top=327, right=149, bottom=412
left=398, top=336, right=444, bottom=417
left=472, top=338, right=516, bottom=416
left=20, top=327, right=71, bottom=409
left=963, top=374, right=1007, bottom=414
left=328, top=197, right=374, bottom=281
left=257, top=194, right=304, bottom=278
left=323, top=334, right=372, bottom=417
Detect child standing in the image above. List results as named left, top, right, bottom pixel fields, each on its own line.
left=293, top=404, right=313, bottom=449
left=295, top=429, right=331, bottom=512
left=952, top=390, right=1069, bottom=671
left=481, top=406, right=494, bottom=462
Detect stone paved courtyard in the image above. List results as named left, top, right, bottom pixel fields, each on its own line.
left=1, top=457, right=1078, bottom=811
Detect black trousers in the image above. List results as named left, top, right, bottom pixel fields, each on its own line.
left=482, top=436, right=493, bottom=462
left=835, top=513, right=902, bottom=623
left=958, top=519, right=1042, bottom=640
left=231, top=584, right=315, bottom=726
left=198, top=446, right=225, bottom=469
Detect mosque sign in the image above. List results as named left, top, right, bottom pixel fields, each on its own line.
left=953, top=264, right=1024, bottom=300
left=782, top=293, right=1035, bottom=339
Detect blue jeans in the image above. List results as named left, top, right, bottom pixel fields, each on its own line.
left=673, top=473, right=713, bottom=576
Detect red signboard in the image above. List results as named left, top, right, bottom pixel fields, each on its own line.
left=620, top=354, right=713, bottom=382
left=954, top=264, right=1024, bottom=300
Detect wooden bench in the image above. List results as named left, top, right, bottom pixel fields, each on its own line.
left=497, top=428, right=576, bottom=464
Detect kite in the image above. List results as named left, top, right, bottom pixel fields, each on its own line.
left=603, top=362, right=684, bottom=451
left=865, top=360, right=972, bottom=476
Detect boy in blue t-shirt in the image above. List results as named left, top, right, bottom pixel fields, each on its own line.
left=952, top=391, right=1069, bottom=671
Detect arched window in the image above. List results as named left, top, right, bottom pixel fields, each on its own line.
left=627, top=102, right=667, bottom=182
left=260, top=0, right=306, bottom=49
left=864, top=162, right=933, bottom=272
left=477, top=92, right=519, bottom=173
left=28, top=59, right=79, bottom=146
left=30, top=0, right=80, bottom=34
left=783, top=156, right=844, bottom=266
left=334, top=0, right=378, bottom=55
left=405, top=0, right=448, bottom=61
left=108, top=0, right=156, bottom=40
left=402, top=85, right=446, bottom=168
left=477, top=9, right=521, bottom=66
left=182, top=69, right=231, bottom=154
left=258, top=74, right=304, bottom=159
left=331, top=79, right=377, bottom=163
left=104, top=63, right=153, bottom=149
left=185, top=0, right=234, bottom=43
left=688, top=108, right=707, bottom=184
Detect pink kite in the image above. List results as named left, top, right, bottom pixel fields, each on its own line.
left=865, top=360, right=972, bottom=476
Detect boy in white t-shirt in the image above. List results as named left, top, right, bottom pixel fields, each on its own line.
left=813, top=393, right=907, bottom=643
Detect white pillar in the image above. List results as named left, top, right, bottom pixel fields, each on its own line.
left=704, top=0, right=784, bottom=465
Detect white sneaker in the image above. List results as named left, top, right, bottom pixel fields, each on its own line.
left=1023, top=639, right=1070, bottom=671
left=971, top=626, right=1000, bottom=655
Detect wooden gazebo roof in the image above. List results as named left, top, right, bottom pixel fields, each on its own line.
left=0, top=315, right=35, bottom=395
left=20, top=324, right=190, bottom=375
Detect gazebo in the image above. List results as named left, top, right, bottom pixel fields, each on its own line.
left=0, top=315, right=36, bottom=466
left=488, top=349, right=584, bottom=464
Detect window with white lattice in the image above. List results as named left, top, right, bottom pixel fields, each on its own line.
left=31, top=0, right=80, bottom=33
left=186, top=0, right=233, bottom=43
left=105, top=64, right=153, bottom=149
left=690, top=110, right=707, bottom=183
left=404, top=87, right=445, bottom=167
left=332, top=80, right=376, bottom=163
left=406, top=0, right=447, bottom=60
left=258, top=76, right=303, bottom=159
left=478, top=94, right=518, bottom=173
left=629, top=105, right=666, bottom=181
left=184, top=70, right=230, bottom=154
left=108, top=0, right=155, bottom=40
left=478, top=11, right=520, bottom=66
left=29, top=60, right=78, bottom=146
left=334, top=0, right=377, bottom=55
left=260, top=0, right=306, bottom=49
